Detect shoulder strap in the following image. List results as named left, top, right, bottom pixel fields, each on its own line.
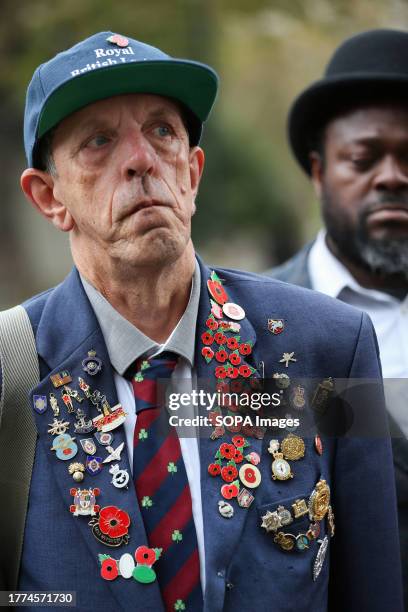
left=0, top=305, right=39, bottom=590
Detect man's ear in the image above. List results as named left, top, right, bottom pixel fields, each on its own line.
left=189, top=147, right=205, bottom=213
left=309, top=152, right=324, bottom=199
left=20, top=169, right=74, bottom=232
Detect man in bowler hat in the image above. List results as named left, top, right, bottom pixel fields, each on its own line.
left=0, top=30, right=404, bottom=611
left=267, top=28, right=408, bottom=607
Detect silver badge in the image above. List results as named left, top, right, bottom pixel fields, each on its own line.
left=313, top=536, right=329, bottom=581
left=109, top=464, right=130, bottom=489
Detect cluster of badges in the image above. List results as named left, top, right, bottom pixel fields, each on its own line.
left=32, top=348, right=161, bottom=586
left=268, top=434, right=305, bottom=481
left=202, top=271, right=266, bottom=444
left=208, top=435, right=260, bottom=516
left=260, top=478, right=334, bottom=580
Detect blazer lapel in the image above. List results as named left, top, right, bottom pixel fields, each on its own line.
left=195, top=260, right=264, bottom=605
left=30, top=270, right=164, bottom=611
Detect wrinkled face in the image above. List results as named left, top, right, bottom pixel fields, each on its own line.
left=50, top=93, right=203, bottom=270
left=313, top=104, right=408, bottom=278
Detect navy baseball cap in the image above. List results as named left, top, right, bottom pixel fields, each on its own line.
left=24, top=31, right=219, bottom=168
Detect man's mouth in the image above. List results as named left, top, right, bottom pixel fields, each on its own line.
left=366, top=205, right=408, bottom=225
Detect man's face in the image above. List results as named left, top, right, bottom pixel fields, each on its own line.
left=49, top=93, right=203, bottom=271
left=311, top=104, right=408, bottom=279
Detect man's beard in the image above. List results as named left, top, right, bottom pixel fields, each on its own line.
left=321, top=186, right=408, bottom=281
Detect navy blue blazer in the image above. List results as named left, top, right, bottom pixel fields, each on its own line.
left=8, top=257, right=403, bottom=611
left=268, top=242, right=408, bottom=610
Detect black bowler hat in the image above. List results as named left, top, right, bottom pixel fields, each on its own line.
left=288, top=29, right=408, bottom=174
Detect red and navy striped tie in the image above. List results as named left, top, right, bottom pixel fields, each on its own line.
left=129, top=352, right=203, bottom=611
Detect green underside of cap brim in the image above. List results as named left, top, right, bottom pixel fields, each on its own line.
left=37, top=60, right=218, bottom=138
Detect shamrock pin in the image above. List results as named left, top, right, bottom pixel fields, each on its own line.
left=172, top=530, right=183, bottom=543
left=134, top=372, right=144, bottom=382
left=139, top=429, right=148, bottom=441
left=142, top=496, right=153, bottom=508
left=174, top=600, right=186, bottom=611
left=167, top=462, right=178, bottom=474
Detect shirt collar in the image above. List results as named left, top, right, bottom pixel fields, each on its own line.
left=80, top=260, right=200, bottom=375
left=308, top=230, right=399, bottom=304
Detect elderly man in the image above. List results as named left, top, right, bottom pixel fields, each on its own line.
left=0, top=32, right=403, bottom=612
left=268, top=29, right=408, bottom=609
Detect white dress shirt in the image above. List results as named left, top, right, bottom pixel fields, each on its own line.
left=309, top=230, right=408, bottom=437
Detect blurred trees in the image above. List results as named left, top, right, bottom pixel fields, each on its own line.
left=1, top=0, right=408, bottom=304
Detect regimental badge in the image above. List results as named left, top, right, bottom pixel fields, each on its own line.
left=86, top=456, right=103, bottom=475
left=279, top=352, right=297, bottom=368
left=267, top=319, right=285, bottom=335
left=311, top=378, right=335, bottom=415
left=49, top=393, right=60, bottom=416
left=70, top=487, right=100, bottom=516
left=93, top=403, right=127, bottom=433
left=74, top=409, right=94, bottom=434
left=237, top=487, right=254, bottom=508
left=95, top=432, right=114, bottom=446
left=89, top=506, right=130, bottom=547
left=51, top=433, right=77, bottom=461
left=80, top=438, right=97, bottom=455
left=281, top=434, right=305, bottom=461
left=274, top=532, right=295, bottom=552
left=109, top=464, right=130, bottom=489
left=291, top=498, right=308, bottom=519
left=48, top=418, right=70, bottom=436
left=271, top=453, right=293, bottom=481
left=50, top=371, right=72, bottom=388
left=103, top=443, right=125, bottom=464
left=68, top=462, right=85, bottom=483
left=309, top=479, right=330, bottom=521
left=291, top=385, right=306, bottom=409
left=272, top=373, right=291, bottom=389
left=82, top=349, right=103, bottom=376
left=313, top=536, right=329, bottom=581
left=33, top=395, right=47, bottom=414
left=218, top=500, right=234, bottom=518
left=261, top=505, right=293, bottom=533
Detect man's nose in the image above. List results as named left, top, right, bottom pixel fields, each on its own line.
left=121, top=133, right=156, bottom=180
left=373, top=155, right=408, bottom=191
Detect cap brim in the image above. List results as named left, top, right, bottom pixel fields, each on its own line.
left=288, top=74, right=408, bottom=174
left=37, top=59, right=218, bottom=143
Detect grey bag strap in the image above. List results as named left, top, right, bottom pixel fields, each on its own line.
left=0, top=305, right=39, bottom=590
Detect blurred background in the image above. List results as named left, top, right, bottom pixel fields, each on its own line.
left=1, top=0, right=408, bottom=307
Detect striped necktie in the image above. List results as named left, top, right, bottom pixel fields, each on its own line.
left=128, top=352, right=203, bottom=612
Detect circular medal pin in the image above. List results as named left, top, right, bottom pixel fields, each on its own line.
left=82, top=350, right=103, bottom=376
left=223, top=302, right=245, bottom=321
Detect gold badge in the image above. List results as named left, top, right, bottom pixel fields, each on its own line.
left=291, top=498, right=308, bottom=519
left=281, top=434, right=305, bottom=461
left=309, top=479, right=330, bottom=521
left=274, top=532, right=295, bottom=551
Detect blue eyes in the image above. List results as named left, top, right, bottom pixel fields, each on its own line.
left=155, top=126, right=172, bottom=138
left=88, top=135, right=110, bottom=148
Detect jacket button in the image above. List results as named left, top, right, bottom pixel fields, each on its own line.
left=226, top=582, right=234, bottom=590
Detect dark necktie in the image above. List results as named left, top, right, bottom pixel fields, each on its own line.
left=128, top=352, right=203, bottom=611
